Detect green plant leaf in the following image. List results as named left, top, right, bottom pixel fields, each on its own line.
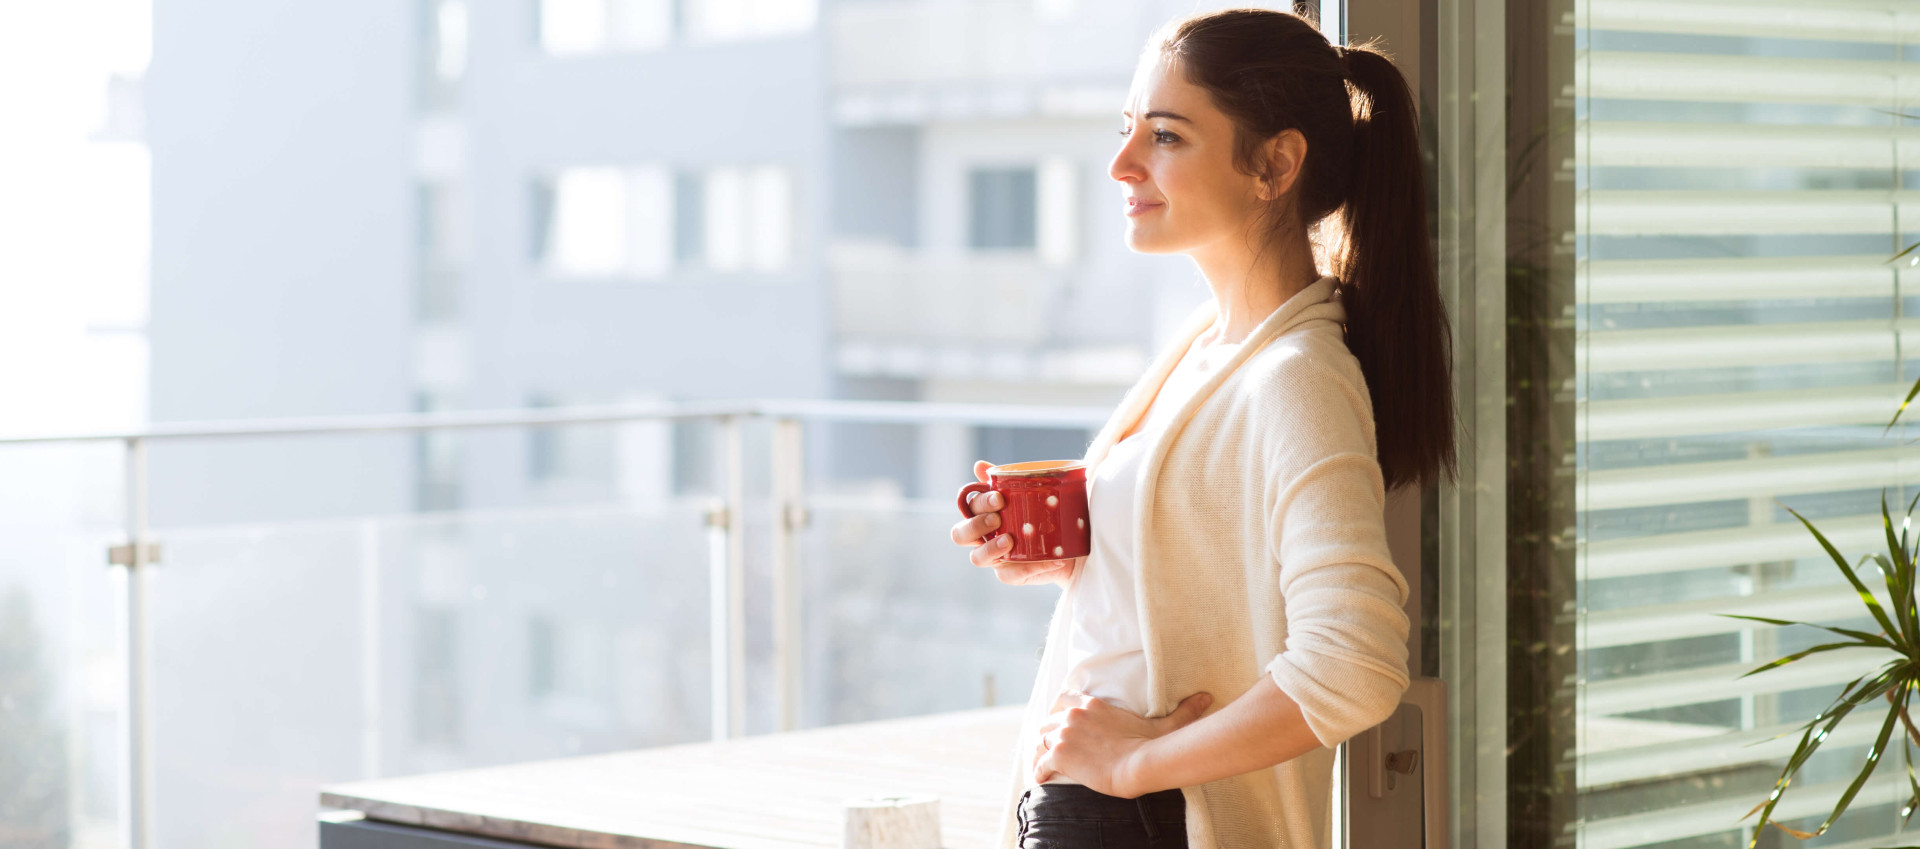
left=1882, top=492, right=1919, bottom=644
left=1738, top=641, right=1877, bottom=679
left=1888, top=371, right=1920, bottom=432
left=1900, top=707, right=1920, bottom=828
left=1905, top=489, right=1920, bottom=545
left=1743, top=671, right=1880, bottom=748
left=1805, top=683, right=1906, bottom=838
left=1901, top=488, right=1920, bottom=573
left=1717, top=614, right=1897, bottom=650
left=1786, top=503, right=1906, bottom=650
left=1904, top=489, right=1920, bottom=639
left=1881, top=553, right=1920, bottom=660
left=1744, top=668, right=1901, bottom=848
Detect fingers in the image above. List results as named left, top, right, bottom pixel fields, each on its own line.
left=963, top=488, right=1003, bottom=515
left=991, top=557, right=1074, bottom=585
left=974, top=460, right=992, bottom=484
left=1161, top=692, right=1214, bottom=730
left=1033, top=749, right=1058, bottom=785
left=970, top=534, right=1016, bottom=567
left=950, top=510, right=1003, bottom=547
left=1050, top=689, right=1094, bottom=715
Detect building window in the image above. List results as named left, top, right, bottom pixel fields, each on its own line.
left=531, top=165, right=673, bottom=278
left=418, top=0, right=468, bottom=110
left=417, top=180, right=466, bottom=322
left=674, top=169, right=705, bottom=266
left=697, top=165, right=793, bottom=272
left=532, top=163, right=790, bottom=278
left=1036, top=156, right=1076, bottom=266
left=969, top=166, right=1037, bottom=250
left=682, top=0, right=815, bottom=43
left=536, top=0, right=673, bottom=54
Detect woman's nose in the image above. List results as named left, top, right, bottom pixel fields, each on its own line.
left=1109, top=144, right=1145, bottom=184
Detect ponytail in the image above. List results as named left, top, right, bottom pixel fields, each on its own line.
left=1154, top=11, right=1458, bottom=492
left=1335, top=44, right=1458, bottom=491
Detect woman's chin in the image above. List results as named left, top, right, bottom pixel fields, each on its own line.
left=1124, top=228, right=1177, bottom=254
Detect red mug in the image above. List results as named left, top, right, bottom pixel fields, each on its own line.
left=957, top=460, right=1092, bottom=562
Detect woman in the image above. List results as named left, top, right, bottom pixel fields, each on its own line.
left=947, top=8, right=1456, bottom=849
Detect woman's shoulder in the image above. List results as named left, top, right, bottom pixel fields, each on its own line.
left=1216, top=319, right=1378, bottom=461
left=1236, top=318, right=1368, bottom=404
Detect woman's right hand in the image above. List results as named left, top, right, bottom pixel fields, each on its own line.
left=952, top=460, right=1080, bottom=588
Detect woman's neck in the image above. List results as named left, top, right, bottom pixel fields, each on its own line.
left=1188, top=229, right=1322, bottom=346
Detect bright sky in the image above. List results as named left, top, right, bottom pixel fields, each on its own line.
left=0, top=0, right=151, bottom=436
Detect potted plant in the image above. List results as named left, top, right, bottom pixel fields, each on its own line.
left=1723, top=284, right=1920, bottom=847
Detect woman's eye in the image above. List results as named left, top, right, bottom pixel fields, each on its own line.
left=1116, top=128, right=1178, bottom=144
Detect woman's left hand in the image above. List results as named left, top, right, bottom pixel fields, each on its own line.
left=1032, top=690, right=1214, bottom=797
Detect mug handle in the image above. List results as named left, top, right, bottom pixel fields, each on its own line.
left=957, top=481, right=996, bottom=535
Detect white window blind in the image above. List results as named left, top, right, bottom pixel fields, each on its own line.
left=1574, top=2, right=1919, bottom=847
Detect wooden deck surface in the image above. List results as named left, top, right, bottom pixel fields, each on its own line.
left=320, top=705, right=1025, bottom=849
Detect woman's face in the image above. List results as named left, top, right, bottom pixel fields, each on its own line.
left=1109, top=53, right=1266, bottom=255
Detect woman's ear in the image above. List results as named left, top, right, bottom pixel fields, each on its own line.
left=1257, top=129, right=1310, bottom=202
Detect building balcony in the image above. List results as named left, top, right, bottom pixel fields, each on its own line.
left=826, top=241, right=1148, bottom=386
left=825, top=0, right=1129, bottom=125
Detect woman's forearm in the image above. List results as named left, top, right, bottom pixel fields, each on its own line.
left=1123, top=674, right=1326, bottom=796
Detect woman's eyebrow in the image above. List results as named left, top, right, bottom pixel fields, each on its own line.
left=1121, top=110, right=1192, bottom=123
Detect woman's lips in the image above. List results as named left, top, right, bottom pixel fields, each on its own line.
left=1126, top=201, right=1163, bottom=217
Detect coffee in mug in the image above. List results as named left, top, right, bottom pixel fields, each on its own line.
left=956, top=460, right=1092, bottom=562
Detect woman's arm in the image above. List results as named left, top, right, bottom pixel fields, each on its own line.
left=1118, top=674, right=1322, bottom=797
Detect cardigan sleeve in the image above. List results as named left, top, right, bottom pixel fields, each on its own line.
left=1259, top=361, right=1412, bottom=749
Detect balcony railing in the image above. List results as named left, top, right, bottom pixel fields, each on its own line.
left=824, top=0, right=1132, bottom=124
left=0, top=398, right=1108, bottom=849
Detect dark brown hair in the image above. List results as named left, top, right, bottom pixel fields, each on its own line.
left=1151, top=7, right=1457, bottom=492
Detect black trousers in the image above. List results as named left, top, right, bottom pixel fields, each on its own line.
left=1015, top=783, right=1189, bottom=849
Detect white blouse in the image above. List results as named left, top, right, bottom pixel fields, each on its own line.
left=1043, top=327, right=1242, bottom=785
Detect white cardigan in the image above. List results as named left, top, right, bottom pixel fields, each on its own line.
left=996, top=275, right=1412, bottom=849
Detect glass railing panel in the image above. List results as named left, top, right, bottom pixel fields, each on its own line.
left=796, top=495, right=1058, bottom=727
left=142, top=428, right=713, bottom=849
left=0, top=440, right=128, bottom=849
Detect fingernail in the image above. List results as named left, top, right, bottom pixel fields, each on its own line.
left=998, top=535, right=1012, bottom=548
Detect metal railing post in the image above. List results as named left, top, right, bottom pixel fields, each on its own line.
left=770, top=418, right=806, bottom=732
left=358, top=519, right=382, bottom=779
left=705, top=415, right=747, bottom=741
left=705, top=491, right=729, bottom=743
left=723, top=416, right=745, bottom=739
left=123, top=436, right=156, bottom=849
